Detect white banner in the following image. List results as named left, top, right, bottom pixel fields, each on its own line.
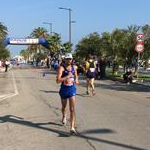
left=9, top=38, right=39, bottom=44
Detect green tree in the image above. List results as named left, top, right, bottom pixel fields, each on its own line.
left=30, top=27, right=48, bottom=38
left=61, top=42, right=72, bottom=53
left=99, top=32, right=111, bottom=58
left=46, top=33, right=61, bottom=54
left=140, top=24, right=150, bottom=69
left=100, top=26, right=139, bottom=74
left=0, top=47, right=10, bottom=59
left=0, top=22, right=10, bottom=59
left=20, top=49, right=29, bottom=60
left=0, top=22, right=7, bottom=38
left=75, top=32, right=101, bottom=59
left=125, top=25, right=139, bottom=64
left=74, top=24, right=150, bottom=75
left=102, top=28, right=125, bottom=74
left=30, top=27, right=48, bottom=52
left=29, top=27, right=48, bottom=63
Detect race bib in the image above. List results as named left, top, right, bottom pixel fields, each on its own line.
left=89, top=68, right=95, bottom=72
left=64, top=77, right=74, bottom=86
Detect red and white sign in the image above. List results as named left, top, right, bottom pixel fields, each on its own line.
left=136, top=33, right=145, bottom=43
left=135, top=43, right=144, bottom=53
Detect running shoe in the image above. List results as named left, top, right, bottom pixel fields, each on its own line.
left=62, top=116, right=67, bottom=125
left=70, top=127, right=77, bottom=134
left=86, top=91, right=89, bottom=95
left=92, top=90, right=96, bottom=96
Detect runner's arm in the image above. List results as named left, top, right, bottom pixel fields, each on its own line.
left=56, top=66, right=65, bottom=83
left=74, top=65, right=79, bottom=85
left=56, top=66, right=72, bottom=83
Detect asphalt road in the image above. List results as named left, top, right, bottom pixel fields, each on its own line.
left=0, top=67, right=150, bottom=150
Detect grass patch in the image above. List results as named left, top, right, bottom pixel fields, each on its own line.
left=106, top=70, right=150, bottom=81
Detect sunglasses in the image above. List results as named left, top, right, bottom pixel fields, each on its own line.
left=66, top=58, right=72, bottom=60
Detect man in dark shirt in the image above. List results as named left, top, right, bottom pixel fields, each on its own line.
left=123, top=68, right=133, bottom=84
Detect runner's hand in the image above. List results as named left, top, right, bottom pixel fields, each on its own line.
left=75, top=79, right=79, bottom=85
left=67, top=72, right=74, bottom=78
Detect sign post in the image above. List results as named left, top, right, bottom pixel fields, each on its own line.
left=137, top=52, right=140, bottom=79
left=135, top=33, right=145, bottom=78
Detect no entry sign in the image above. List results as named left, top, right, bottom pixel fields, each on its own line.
left=135, top=43, right=144, bottom=53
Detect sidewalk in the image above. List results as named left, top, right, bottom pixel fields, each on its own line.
left=135, top=79, right=150, bottom=86
left=0, top=67, right=11, bottom=73
left=107, top=75, right=150, bottom=87
left=0, top=67, right=5, bottom=73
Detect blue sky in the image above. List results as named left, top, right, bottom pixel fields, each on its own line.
left=1, top=0, right=150, bottom=56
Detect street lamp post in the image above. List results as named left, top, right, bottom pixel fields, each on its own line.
left=43, top=22, right=53, bottom=35
left=59, top=7, right=75, bottom=44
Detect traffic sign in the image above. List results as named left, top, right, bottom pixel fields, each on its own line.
left=135, top=43, right=144, bottom=53
left=136, top=33, right=145, bottom=43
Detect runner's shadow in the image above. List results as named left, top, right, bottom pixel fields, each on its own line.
left=80, top=129, right=116, bottom=134
left=75, top=129, right=148, bottom=150
left=0, top=115, right=148, bottom=149
left=35, top=121, right=62, bottom=127
left=40, top=90, right=59, bottom=94
left=76, top=93, right=91, bottom=97
left=0, top=115, right=69, bottom=137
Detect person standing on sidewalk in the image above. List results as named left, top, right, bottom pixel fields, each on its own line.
left=56, top=53, right=78, bottom=134
left=5, top=59, right=10, bottom=72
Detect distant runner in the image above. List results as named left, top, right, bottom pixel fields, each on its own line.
left=85, top=56, right=96, bottom=96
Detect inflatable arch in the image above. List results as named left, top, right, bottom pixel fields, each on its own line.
left=5, top=37, right=50, bottom=49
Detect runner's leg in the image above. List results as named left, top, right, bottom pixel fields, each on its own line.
left=86, top=78, right=90, bottom=94
left=69, top=96, right=76, bottom=129
left=61, top=99, right=67, bottom=124
left=90, top=78, right=95, bottom=95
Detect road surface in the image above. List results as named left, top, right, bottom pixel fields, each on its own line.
left=0, top=67, right=150, bottom=150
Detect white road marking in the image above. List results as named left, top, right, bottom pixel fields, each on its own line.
left=11, top=71, right=19, bottom=95
left=0, top=93, right=12, bottom=98
left=0, top=71, right=19, bottom=101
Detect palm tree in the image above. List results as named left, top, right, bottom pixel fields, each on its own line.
left=0, top=22, right=9, bottom=59
left=0, top=22, right=8, bottom=38
left=30, top=27, right=48, bottom=38
left=46, top=33, right=61, bottom=56
left=29, top=27, right=48, bottom=64
left=62, top=42, right=72, bottom=53
left=30, top=27, right=48, bottom=52
left=20, top=49, right=28, bottom=60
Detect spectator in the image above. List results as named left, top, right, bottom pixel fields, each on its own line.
left=5, top=59, right=10, bottom=72
left=46, top=57, right=50, bottom=68
left=54, top=59, right=59, bottom=70
left=123, top=68, right=133, bottom=84
left=99, top=58, right=106, bottom=79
